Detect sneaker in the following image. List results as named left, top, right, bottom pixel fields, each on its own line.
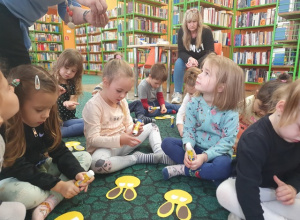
left=171, top=92, right=182, bottom=104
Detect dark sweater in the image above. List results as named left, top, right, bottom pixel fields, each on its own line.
left=177, top=27, right=215, bottom=65
left=233, top=115, right=300, bottom=220
left=57, top=82, right=77, bottom=121
left=0, top=123, right=85, bottom=190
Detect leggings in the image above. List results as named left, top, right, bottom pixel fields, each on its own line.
left=0, top=151, right=91, bottom=209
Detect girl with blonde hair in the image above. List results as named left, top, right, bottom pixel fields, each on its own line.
left=172, top=7, right=215, bottom=104
left=217, top=80, right=300, bottom=220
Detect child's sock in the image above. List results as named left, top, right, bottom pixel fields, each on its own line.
left=32, top=195, right=59, bottom=220
left=133, top=151, right=160, bottom=164
left=166, top=109, right=177, bottom=114
left=162, top=165, right=185, bottom=180
left=154, top=151, right=176, bottom=165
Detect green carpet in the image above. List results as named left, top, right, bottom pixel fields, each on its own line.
left=82, top=75, right=102, bottom=85
left=29, top=91, right=229, bottom=220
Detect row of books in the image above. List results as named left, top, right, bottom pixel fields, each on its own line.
left=213, top=31, right=231, bottom=46
left=103, top=20, right=118, bottom=30
left=233, top=51, right=271, bottom=65
left=32, top=52, right=60, bottom=62
left=274, top=21, right=300, bottom=41
left=102, top=32, right=117, bottom=40
left=203, top=8, right=233, bottom=27
left=173, top=0, right=234, bottom=8
left=76, top=36, right=87, bottom=44
left=234, top=31, right=273, bottom=46
left=237, top=0, right=276, bottom=8
left=38, top=14, right=61, bottom=23
left=75, top=27, right=86, bottom=35
left=103, top=54, right=114, bottom=62
left=88, top=35, right=101, bottom=43
left=278, top=0, right=300, bottom=13
left=126, top=35, right=159, bottom=46
left=235, top=8, right=276, bottom=28
left=83, top=63, right=103, bottom=72
left=87, top=26, right=101, bottom=34
left=32, top=43, right=63, bottom=52
left=272, top=48, right=296, bottom=65
left=88, top=54, right=102, bottom=62
left=127, top=2, right=168, bottom=19
left=37, top=62, right=54, bottom=71
left=75, top=45, right=101, bottom=53
left=30, top=33, right=62, bottom=42
left=244, top=68, right=268, bottom=83
left=127, top=19, right=167, bottom=33
left=107, top=7, right=118, bottom=18
left=102, top=43, right=117, bottom=51
left=32, top=23, right=60, bottom=33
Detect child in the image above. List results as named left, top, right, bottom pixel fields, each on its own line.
left=176, top=67, right=200, bottom=137
left=161, top=53, right=245, bottom=184
left=82, top=59, right=174, bottom=174
left=0, top=65, right=93, bottom=220
left=53, top=49, right=84, bottom=138
left=92, top=82, right=155, bottom=124
left=138, top=63, right=180, bottom=117
left=0, top=70, right=26, bottom=220
left=217, top=80, right=300, bottom=220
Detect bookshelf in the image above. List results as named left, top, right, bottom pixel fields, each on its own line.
left=232, top=0, right=277, bottom=84
left=75, top=24, right=102, bottom=75
left=29, top=14, right=64, bottom=71
left=117, top=0, right=168, bottom=62
left=268, top=0, right=300, bottom=81
left=171, top=0, right=234, bottom=58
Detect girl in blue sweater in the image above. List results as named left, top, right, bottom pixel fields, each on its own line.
left=161, top=53, right=245, bottom=184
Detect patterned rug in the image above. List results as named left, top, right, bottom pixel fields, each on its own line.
left=26, top=91, right=229, bottom=220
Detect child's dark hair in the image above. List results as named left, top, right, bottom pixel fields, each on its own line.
left=53, top=49, right=83, bottom=96
left=4, top=65, right=61, bottom=167
left=256, top=73, right=291, bottom=113
left=149, top=63, right=167, bottom=82
left=184, top=67, right=200, bottom=86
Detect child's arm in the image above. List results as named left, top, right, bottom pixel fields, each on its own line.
left=156, top=90, right=167, bottom=114
left=176, top=94, right=190, bottom=136
left=138, top=82, right=150, bottom=110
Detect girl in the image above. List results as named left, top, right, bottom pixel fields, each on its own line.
left=0, top=65, right=93, bottom=220
left=161, top=53, right=245, bottom=184
left=171, top=7, right=214, bottom=104
left=217, top=80, right=300, bottom=220
left=82, top=59, right=174, bottom=174
left=53, top=48, right=84, bottom=138
left=176, top=67, right=200, bottom=137
left=0, top=70, right=26, bottom=220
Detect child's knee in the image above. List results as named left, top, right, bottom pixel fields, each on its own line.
left=92, top=158, right=112, bottom=174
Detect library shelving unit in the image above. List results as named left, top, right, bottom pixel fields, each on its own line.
left=171, top=0, right=234, bottom=58
left=29, top=14, right=64, bottom=71
left=75, top=24, right=102, bottom=75
left=268, top=0, right=300, bottom=81
left=117, top=0, right=168, bottom=63
left=101, top=7, right=119, bottom=63
left=232, top=0, right=277, bottom=85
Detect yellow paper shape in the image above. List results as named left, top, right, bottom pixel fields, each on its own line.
left=65, top=141, right=85, bottom=151
left=55, top=211, right=84, bottom=220
left=157, top=189, right=192, bottom=220
left=106, top=176, right=140, bottom=201
left=155, top=115, right=172, bottom=120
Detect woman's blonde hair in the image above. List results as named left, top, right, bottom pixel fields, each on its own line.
left=269, top=79, right=300, bottom=127
left=4, top=65, right=61, bottom=167
left=195, top=53, right=245, bottom=111
left=182, top=8, right=208, bottom=51
left=52, top=49, right=83, bottom=97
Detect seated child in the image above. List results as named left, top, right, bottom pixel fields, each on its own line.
left=161, top=53, right=245, bottom=184
left=217, top=80, right=300, bottom=220
left=83, top=59, right=174, bottom=174
left=92, top=82, right=155, bottom=124
left=176, top=67, right=200, bottom=137
left=52, top=49, right=84, bottom=138
left=138, top=63, right=180, bottom=117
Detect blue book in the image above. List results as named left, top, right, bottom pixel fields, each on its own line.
left=273, top=53, right=285, bottom=65
left=278, top=0, right=290, bottom=13
left=274, top=27, right=287, bottom=40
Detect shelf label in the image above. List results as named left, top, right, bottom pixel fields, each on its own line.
left=258, top=78, right=264, bottom=83
left=260, top=19, right=266, bottom=26
left=250, top=0, right=256, bottom=6
left=247, top=59, right=252, bottom=64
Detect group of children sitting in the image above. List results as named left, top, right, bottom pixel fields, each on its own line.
left=0, top=49, right=299, bottom=220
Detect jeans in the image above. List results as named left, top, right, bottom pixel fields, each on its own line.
left=173, top=58, right=186, bottom=93
left=145, top=100, right=180, bottom=117
left=128, top=100, right=146, bottom=118
left=162, top=137, right=232, bottom=181
left=61, top=118, right=84, bottom=138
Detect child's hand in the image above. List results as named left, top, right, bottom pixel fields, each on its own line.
left=161, top=105, right=167, bottom=114
left=58, top=85, right=66, bottom=96
left=75, top=172, right=95, bottom=192
left=63, top=101, right=79, bottom=110
left=51, top=180, right=80, bottom=199
left=120, top=133, right=141, bottom=147
left=274, top=175, right=297, bottom=205
left=148, top=106, right=155, bottom=113
left=132, top=122, right=144, bottom=136
left=177, top=124, right=183, bottom=137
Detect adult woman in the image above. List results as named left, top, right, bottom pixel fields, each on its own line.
left=171, top=8, right=214, bottom=104
left=0, top=0, right=108, bottom=76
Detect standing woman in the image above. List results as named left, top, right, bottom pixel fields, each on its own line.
left=172, top=8, right=215, bottom=104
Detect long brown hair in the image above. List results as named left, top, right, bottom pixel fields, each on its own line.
left=182, top=8, right=209, bottom=51
left=4, top=65, right=61, bottom=167
left=52, top=49, right=83, bottom=96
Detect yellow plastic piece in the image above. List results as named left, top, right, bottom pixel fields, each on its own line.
left=157, top=189, right=192, bottom=220
left=155, top=115, right=172, bottom=120
left=55, top=211, right=84, bottom=220
left=65, top=141, right=85, bottom=151
left=106, top=176, right=140, bottom=201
